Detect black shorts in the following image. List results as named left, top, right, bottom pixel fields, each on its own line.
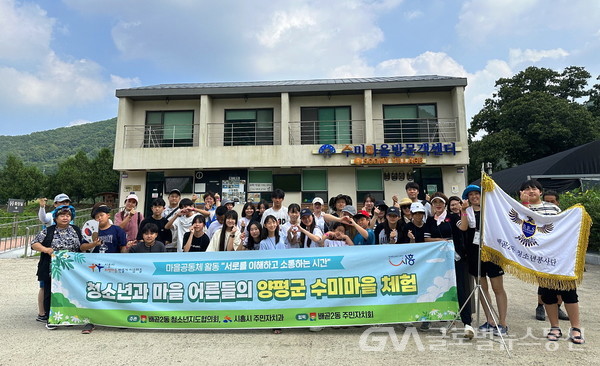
left=468, top=260, right=504, bottom=278
left=539, top=287, right=578, bottom=304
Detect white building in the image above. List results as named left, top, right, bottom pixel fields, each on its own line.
left=114, top=75, right=469, bottom=214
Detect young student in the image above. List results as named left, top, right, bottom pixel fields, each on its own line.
left=405, top=182, right=431, bottom=219
left=375, top=206, right=404, bottom=244
left=259, top=215, right=287, bottom=250
left=239, top=202, right=256, bottom=234
left=81, top=204, right=128, bottom=253
left=114, top=193, right=144, bottom=243
left=281, top=203, right=301, bottom=249
left=207, top=206, right=228, bottom=239
left=254, top=200, right=270, bottom=223
left=136, top=197, right=172, bottom=246
left=297, top=208, right=324, bottom=248
left=311, top=197, right=327, bottom=233
left=459, top=185, right=509, bottom=337
left=520, top=180, right=583, bottom=344
left=163, top=189, right=182, bottom=219
left=403, top=203, right=427, bottom=243
left=244, top=221, right=263, bottom=250
left=183, top=215, right=210, bottom=252
left=399, top=197, right=413, bottom=225
left=165, top=198, right=199, bottom=252
left=196, top=191, right=220, bottom=228
left=370, top=200, right=388, bottom=229
left=351, top=210, right=375, bottom=245
left=129, top=223, right=166, bottom=253
left=322, top=222, right=354, bottom=247
left=261, top=189, right=289, bottom=226
left=362, top=194, right=376, bottom=218
left=206, top=210, right=244, bottom=252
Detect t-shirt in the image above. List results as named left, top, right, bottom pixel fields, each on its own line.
left=182, top=232, right=210, bottom=252
left=529, top=201, right=561, bottom=215
left=300, top=227, right=323, bottom=248
left=259, top=236, right=287, bottom=250
left=173, top=214, right=195, bottom=252
left=353, top=228, right=375, bottom=245
left=129, top=241, right=166, bottom=253
left=281, top=222, right=301, bottom=249
left=374, top=223, right=404, bottom=244
left=324, top=238, right=349, bottom=247
left=206, top=221, right=223, bottom=239
left=114, top=211, right=144, bottom=242
left=92, top=225, right=127, bottom=253
left=261, top=206, right=289, bottom=226
left=136, top=216, right=172, bottom=244
left=403, top=222, right=426, bottom=243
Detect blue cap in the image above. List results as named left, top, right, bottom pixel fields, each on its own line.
left=462, top=185, right=481, bottom=200
left=53, top=205, right=76, bottom=220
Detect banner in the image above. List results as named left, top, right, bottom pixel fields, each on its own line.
left=49, top=242, right=459, bottom=329
left=481, top=174, right=591, bottom=290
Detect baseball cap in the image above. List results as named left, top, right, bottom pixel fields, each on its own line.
left=387, top=206, right=400, bottom=216
left=169, top=189, right=181, bottom=196
left=410, top=202, right=426, bottom=213
left=54, top=193, right=70, bottom=203
left=300, top=208, right=313, bottom=217
left=125, top=193, right=139, bottom=204
left=341, top=205, right=357, bottom=216
left=462, top=185, right=481, bottom=200
left=222, top=199, right=234, bottom=206
left=91, top=205, right=111, bottom=218
left=312, top=197, right=324, bottom=205
left=354, top=210, right=371, bottom=220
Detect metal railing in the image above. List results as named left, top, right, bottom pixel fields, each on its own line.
left=207, top=121, right=281, bottom=147
left=375, top=118, right=458, bottom=143
left=288, top=120, right=366, bottom=145
left=123, top=124, right=200, bottom=148
left=0, top=208, right=92, bottom=256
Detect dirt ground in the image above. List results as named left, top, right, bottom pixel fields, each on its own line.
left=0, top=257, right=597, bottom=366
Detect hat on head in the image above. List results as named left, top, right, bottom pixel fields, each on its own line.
left=222, top=199, right=234, bottom=206
left=125, top=193, right=139, bottom=204
left=53, top=205, right=75, bottom=220
left=54, top=193, right=70, bottom=203
left=312, top=197, right=324, bottom=205
left=375, top=200, right=388, bottom=210
left=399, top=197, right=412, bottom=207
left=91, top=205, right=111, bottom=218
left=341, top=205, right=357, bottom=216
left=410, top=202, right=426, bottom=213
left=431, top=196, right=446, bottom=204
left=354, top=209, right=371, bottom=219
left=300, top=208, right=313, bottom=217
left=169, top=189, right=181, bottom=195
left=387, top=206, right=400, bottom=216
left=462, top=185, right=481, bottom=200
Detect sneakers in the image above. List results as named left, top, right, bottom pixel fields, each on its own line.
left=419, top=322, right=430, bottom=330
left=493, top=324, right=508, bottom=336
left=558, top=306, right=570, bottom=321
left=536, top=304, right=545, bottom=321
left=478, top=322, right=494, bottom=332
left=45, top=323, right=58, bottom=330
left=308, top=327, right=323, bottom=332
left=464, top=324, right=475, bottom=339
left=36, top=315, right=48, bottom=322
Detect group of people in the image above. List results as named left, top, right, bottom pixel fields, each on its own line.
left=31, top=181, right=584, bottom=343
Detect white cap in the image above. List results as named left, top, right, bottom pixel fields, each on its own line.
left=125, top=193, right=139, bottom=204
left=410, top=202, right=426, bottom=213
left=312, top=197, right=324, bottom=205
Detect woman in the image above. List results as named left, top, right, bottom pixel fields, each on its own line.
left=206, top=210, right=244, bottom=251
left=244, top=221, right=262, bottom=250
left=374, top=206, right=404, bottom=244
left=183, top=215, right=210, bottom=252
left=31, top=205, right=84, bottom=330
left=329, top=194, right=352, bottom=216
left=114, top=193, right=144, bottom=244
left=281, top=203, right=301, bottom=248
left=239, top=202, right=256, bottom=234
left=254, top=200, right=269, bottom=223
left=297, top=208, right=323, bottom=248
left=259, top=215, right=286, bottom=250
left=399, top=197, right=413, bottom=225
left=448, top=196, right=462, bottom=215
left=362, top=194, right=376, bottom=217
left=370, top=200, right=388, bottom=229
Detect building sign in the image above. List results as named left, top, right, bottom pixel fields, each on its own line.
left=7, top=199, right=25, bottom=214
left=317, top=143, right=457, bottom=158
left=352, top=157, right=426, bottom=166
left=248, top=183, right=273, bottom=192
left=221, top=177, right=245, bottom=203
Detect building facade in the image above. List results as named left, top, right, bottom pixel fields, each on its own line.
left=114, top=76, right=469, bottom=215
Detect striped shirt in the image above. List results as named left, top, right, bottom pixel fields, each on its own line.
left=529, top=201, right=561, bottom=216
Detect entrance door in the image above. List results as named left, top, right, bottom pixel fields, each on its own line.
left=412, top=168, right=443, bottom=200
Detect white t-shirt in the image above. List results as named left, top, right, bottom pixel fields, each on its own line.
left=324, top=238, right=349, bottom=247
left=281, top=222, right=301, bottom=249
left=301, top=227, right=324, bottom=248
left=173, top=215, right=194, bottom=252
left=261, top=206, right=289, bottom=226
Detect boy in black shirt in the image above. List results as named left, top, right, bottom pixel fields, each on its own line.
left=136, top=198, right=172, bottom=245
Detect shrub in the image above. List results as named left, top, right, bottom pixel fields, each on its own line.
left=560, top=188, right=600, bottom=253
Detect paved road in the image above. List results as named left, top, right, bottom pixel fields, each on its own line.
left=0, top=257, right=597, bottom=365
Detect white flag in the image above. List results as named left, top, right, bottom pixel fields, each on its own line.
left=481, top=174, right=591, bottom=290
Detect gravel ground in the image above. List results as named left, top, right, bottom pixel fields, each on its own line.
left=0, top=257, right=597, bottom=366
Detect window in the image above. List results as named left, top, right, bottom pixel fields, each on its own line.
left=248, top=170, right=273, bottom=202
left=356, top=169, right=383, bottom=202
left=383, top=104, right=437, bottom=143
left=300, top=106, right=351, bottom=144
left=224, top=109, right=274, bottom=146
left=164, top=176, right=194, bottom=194
left=302, top=170, right=328, bottom=204
left=273, top=174, right=301, bottom=192
left=145, top=110, right=194, bottom=147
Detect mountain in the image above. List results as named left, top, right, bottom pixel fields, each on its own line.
left=0, top=118, right=117, bottom=173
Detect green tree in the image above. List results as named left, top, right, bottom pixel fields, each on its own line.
left=49, top=151, right=93, bottom=203
left=90, top=148, right=119, bottom=199
left=0, top=155, right=46, bottom=202
left=468, top=66, right=600, bottom=182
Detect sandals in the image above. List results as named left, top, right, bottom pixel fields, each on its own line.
left=82, top=323, right=95, bottom=334
left=546, top=327, right=562, bottom=341
left=569, top=327, right=585, bottom=345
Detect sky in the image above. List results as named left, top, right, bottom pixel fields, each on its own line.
left=1, top=0, right=599, bottom=136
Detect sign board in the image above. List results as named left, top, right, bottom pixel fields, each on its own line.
left=7, top=199, right=25, bottom=214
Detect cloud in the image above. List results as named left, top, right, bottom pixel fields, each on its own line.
left=52, top=278, right=83, bottom=308
left=417, top=269, right=456, bottom=303
left=508, top=48, right=569, bottom=67
left=68, top=119, right=93, bottom=127
left=404, top=10, right=423, bottom=20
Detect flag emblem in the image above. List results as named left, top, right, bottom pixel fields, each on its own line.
left=508, top=209, right=554, bottom=247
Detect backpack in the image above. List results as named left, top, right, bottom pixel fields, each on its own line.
left=36, top=224, right=83, bottom=282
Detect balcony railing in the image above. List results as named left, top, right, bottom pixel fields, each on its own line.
left=376, top=118, right=458, bottom=143
left=207, top=121, right=281, bottom=147
left=123, top=124, right=200, bottom=148
left=288, top=120, right=366, bottom=145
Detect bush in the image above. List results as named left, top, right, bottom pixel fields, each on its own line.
left=560, top=188, right=600, bottom=253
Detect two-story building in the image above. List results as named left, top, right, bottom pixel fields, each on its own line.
left=113, top=75, right=469, bottom=215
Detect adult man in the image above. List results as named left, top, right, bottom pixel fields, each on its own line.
left=38, top=193, right=71, bottom=227
left=405, top=182, right=431, bottom=220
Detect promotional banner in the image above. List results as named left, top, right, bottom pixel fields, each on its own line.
left=481, top=174, right=591, bottom=290
left=49, top=242, right=459, bottom=329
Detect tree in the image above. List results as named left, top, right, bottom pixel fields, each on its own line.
left=91, top=148, right=119, bottom=199
left=48, top=151, right=93, bottom=203
left=468, top=66, right=600, bottom=182
left=0, top=155, right=46, bottom=202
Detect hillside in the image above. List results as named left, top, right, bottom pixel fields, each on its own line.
left=0, top=118, right=117, bottom=173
